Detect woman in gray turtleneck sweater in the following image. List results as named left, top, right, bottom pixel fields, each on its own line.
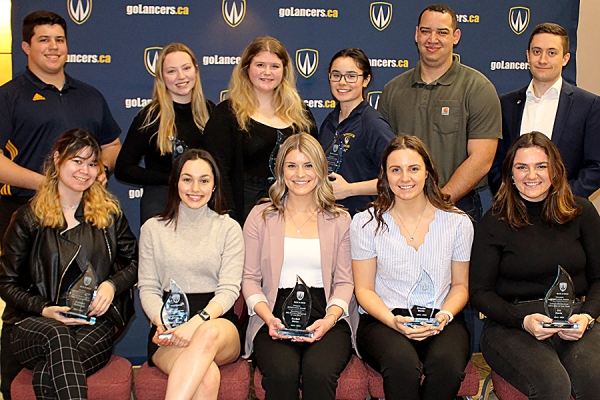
left=138, top=149, right=244, bottom=400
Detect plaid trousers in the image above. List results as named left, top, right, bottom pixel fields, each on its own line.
left=11, top=317, right=114, bottom=400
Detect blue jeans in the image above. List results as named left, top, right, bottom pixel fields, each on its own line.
left=481, top=319, right=600, bottom=399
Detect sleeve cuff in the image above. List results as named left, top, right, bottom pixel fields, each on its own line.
left=326, top=298, right=349, bottom=319
left=246, top=293, right=269, bottom=316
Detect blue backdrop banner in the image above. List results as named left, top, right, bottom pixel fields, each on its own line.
left=10, top=0, right=580, bottom=364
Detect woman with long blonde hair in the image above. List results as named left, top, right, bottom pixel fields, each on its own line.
left=204, top=36, right=318, bottom=225
left=0, top=129, right=138, bottom=400
left=242, top=133, right=357, bottom=400
left=115, top=42, right=213, bottom=224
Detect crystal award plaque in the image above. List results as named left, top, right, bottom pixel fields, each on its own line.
left=169, top=136, right=188, bottom=162
left=159, top=279, right=191, bottom=339
left=267, top=130, right=286, bottom=184
left=405, top=269, right=440, bottom=327
left=63, top=264, right=97, bottom=324
left=277, top=275, right=314, bottom=338
left=324, top=131, right=344, bottom=175
left=542, top=266, right=578, bottom=329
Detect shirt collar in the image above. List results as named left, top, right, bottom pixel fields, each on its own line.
left=526, top=77, right=562, bottom=100
left=412, top=54, right=460, bottom=87
left=23, top=67, right=75, bottom=91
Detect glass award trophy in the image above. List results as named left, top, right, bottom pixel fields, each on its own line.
left=277, top=275, right=314, bottom=338
left=542, top=266, right=578, bottom=329
left=159, top=279, right=191, bottom=339
left=169, top=136, right=188, bottom=162
left=267, top=130, right=286, bottom=184
left=405, top=269, right=439, bottom=327
left=324, top=131, right=344, bottom=175
left=63, top=264, right=98, bottom=324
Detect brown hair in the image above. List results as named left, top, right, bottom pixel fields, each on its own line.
left=366, top=135, right=458, bottom=234
left=528, top=23, right=569, bottom=55
left=492, top=131, right=581, bottom=229
left=418, top=4, right=458, bottom=31
left=158, top=149, right=227, bottom=228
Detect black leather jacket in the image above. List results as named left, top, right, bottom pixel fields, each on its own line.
left=0, top=204, right=138, bottom=327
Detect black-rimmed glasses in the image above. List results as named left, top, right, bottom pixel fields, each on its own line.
left=328, top=72, right=363, bottom=83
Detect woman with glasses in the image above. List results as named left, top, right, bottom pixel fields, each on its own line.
left=319, top=48, right=394, bottom=216
left=204, top=37, right=318, bottom=225
left=115, top=43, right=214, bottom=225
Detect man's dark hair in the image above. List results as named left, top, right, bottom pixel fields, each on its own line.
left=528, top=23, right=569, bottom=55
left=22, top=10, right=67, bottom=44
left=418, top=4, right=458, bottom=31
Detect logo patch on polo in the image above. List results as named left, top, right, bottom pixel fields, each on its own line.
left=441, top=107, right=450, bottom=116
left=32, top=93, right=46, bottom=101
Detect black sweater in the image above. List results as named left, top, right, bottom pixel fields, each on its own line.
left=470, top=196, right=600, bottom=328
left=115, top=100, right=214, bottom=186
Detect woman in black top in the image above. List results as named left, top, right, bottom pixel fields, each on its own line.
left=470, top=132, right=600, bottom=399
left=115, top=43, right=214, bottom=224
left=204, top=36, right=317, bottom=225
left=0, top=129, right=138, bottom=399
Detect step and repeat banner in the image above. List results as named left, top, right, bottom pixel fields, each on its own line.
left=11, top=0, right=580, bottom=363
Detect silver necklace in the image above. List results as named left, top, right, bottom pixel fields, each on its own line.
left=393, top=202, right=427, bottom=242
left=61, top=204, right=79, bottom=211
left=287, top=207, right=316, bottom=233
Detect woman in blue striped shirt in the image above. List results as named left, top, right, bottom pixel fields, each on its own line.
left=350, top=135, right=473, bottom=400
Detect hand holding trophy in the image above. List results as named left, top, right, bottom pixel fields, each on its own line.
left=159, top=279, right=191, bottom=339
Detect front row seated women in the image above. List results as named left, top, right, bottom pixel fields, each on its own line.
left=351, top=135, right=473, bottom=400
left=138, top=149, right=243, bottom=400
left=470, top=132, right=600, bottom=400
left=0, top=129, right=138, bottom=400
left=242, top=133, right=358, bottom=400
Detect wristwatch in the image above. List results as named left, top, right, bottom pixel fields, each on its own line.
left=197, top=309, right=211, bottom=321
left=582, top=313, right=595, bottom=330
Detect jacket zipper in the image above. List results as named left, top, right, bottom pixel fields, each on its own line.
left=55, top=245, right=81, bottom=304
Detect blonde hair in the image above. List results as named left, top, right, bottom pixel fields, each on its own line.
left=263, top=133, right=345, bottom=219
left=31, top=129, right=121, bottom=229
left=142, top=43, right=210, bottom=155
left=228, top=36, right=314, bottom=134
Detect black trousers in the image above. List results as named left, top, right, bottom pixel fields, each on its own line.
left=357, top=312, right=470, bottom=400
left=11, top=317, right=114, bottom=400
left=139, top=185, right=169, bottom=226
left=481, top=319, right=600, bottom=400
left=252, top=288, right=353, bottom=400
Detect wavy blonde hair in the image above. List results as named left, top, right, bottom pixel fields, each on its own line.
left=263, top=133, right=345, bottom=220
left=228, top=36, right=314, bottom=134
left=31, top=129, right=121, bottom=229
left=142, top=43, right=210, bottom=155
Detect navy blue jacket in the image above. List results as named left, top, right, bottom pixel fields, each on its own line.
left=319, top=100, right=394, bottom=215
left=490, top=80, right=600, bottom=197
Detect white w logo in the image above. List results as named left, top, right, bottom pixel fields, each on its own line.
left=144, top=47, right=162, bottom=76
left=223, top=1, right=246, bottom=28
left=509, top=7, right=530, bottom=35
left=296, top=49, right=319, bottom=79
left=68, top=0, right=91, bottom=24
left=367, top=91, right=382, bottom=110
left=370, top=2, right=392, bottom=31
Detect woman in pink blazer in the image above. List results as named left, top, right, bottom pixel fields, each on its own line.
left=242, top=133, right=358, bottom=400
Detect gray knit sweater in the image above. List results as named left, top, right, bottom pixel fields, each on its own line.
left=138, top=204, right=244, bottom=321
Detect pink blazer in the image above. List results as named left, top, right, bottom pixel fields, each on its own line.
left=241, top=202, right=359, bottom=358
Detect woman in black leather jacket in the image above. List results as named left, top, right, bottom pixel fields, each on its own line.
left=0, top=129, right=138, bottom=400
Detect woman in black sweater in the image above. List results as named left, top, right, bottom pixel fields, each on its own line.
left=470, top=132, right=600, bottom=400
left=115, top=43, right=214, bottom=224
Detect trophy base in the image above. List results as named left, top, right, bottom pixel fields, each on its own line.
left=541, top=321, right=579, bottom=329
left=404, top=319, right=440, bottom=327
left=277, top=328, right=314, bottom=338
left=61, top=312, right=96, bottom=325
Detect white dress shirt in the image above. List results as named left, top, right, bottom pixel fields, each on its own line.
left=520, top=78, right=563, bottom=138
